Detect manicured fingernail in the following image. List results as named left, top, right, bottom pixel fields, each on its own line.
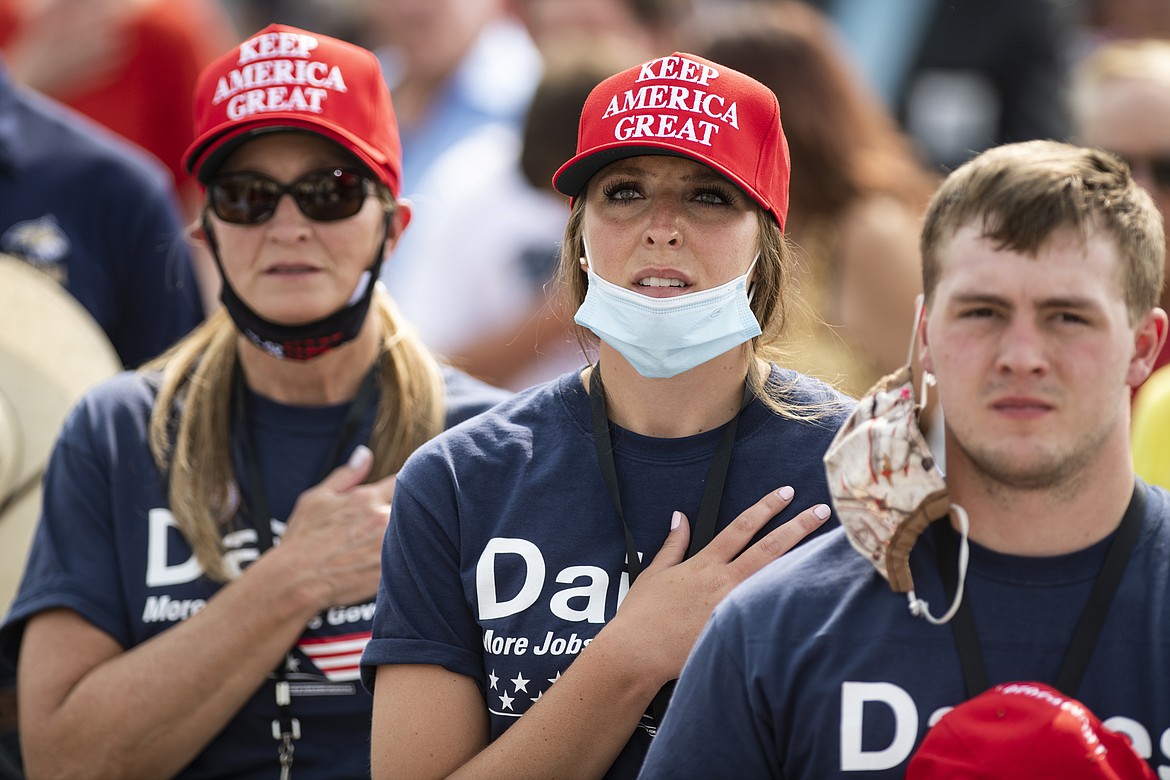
left=813, top=504, right=831, bottom=520
left=777, top=486, right=794, bottom=501
left=671, top=511, right=682, bottom=530
left=348, top=444, right=372, bottom=469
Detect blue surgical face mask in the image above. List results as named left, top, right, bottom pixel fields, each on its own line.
left=573, top=247, right=762, bottom=378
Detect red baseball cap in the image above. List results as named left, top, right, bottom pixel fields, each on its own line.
left=907, top=683, right=1155, bottom=780
left=552, top=52, right=790, bottom=230
left=182, top=24, right=402, bottom=195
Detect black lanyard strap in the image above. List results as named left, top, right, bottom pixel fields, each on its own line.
left=935, top=481, right=1146, bottom=699
left=230, top=357, right=381, bottom=777
left=588, top=364, right=751, bottom=579
left=232, top=359, right=381, bottom=547
left=588, top=366, right=646, bottom=582
left=587, top=363, right=752, bottom=725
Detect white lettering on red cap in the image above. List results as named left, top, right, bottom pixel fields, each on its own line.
left=601, top=86, right=738, bottom=128
left=237, top=31, right=319, bottom=65
left=637, top=56, right=720, bottom=87
left=212, top=60, right=348, bottom=105
left=614, top=114, right=721, bottom=146
left=225, top=86, right=331, bottom=119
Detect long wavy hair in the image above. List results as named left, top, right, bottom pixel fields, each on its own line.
left=144, top=199, right=444, bottom=583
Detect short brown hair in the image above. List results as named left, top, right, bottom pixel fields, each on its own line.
left=920, top=140, right=1164, bottom=324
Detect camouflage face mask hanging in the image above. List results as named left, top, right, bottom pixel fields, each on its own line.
left=822, top=297, right=969, bottom=624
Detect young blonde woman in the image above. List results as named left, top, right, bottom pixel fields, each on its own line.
left=363, top=52, right=854, bottom=778
left=0, top=24, right=507, bottom=779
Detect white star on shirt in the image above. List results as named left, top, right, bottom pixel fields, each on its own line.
left=547, top=671, right=561, bottom=685
left=499, top=691, right=515, bottom=711
left=511, top=673, right=530, bottom=693
left=530, top=690, right=543, bottom=704
left=488, top=670, right=499, bottom=690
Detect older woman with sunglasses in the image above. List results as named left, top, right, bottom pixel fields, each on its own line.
left=0, top=25, right=507, bottom=780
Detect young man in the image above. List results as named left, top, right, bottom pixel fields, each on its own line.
left=638, top=140, right=1170, bottom=779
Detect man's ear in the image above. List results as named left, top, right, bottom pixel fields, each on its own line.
left=1128, top=306, right=1169, bottom=388
left=918, top=306, right=935, bottom=376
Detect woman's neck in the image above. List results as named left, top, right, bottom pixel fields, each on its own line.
left=586, top=345, right=758, bottom=438
left=237, top=316, right=382, bottom=406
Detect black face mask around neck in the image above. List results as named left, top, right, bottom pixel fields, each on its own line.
left=201, top=211, right=390, bottom=361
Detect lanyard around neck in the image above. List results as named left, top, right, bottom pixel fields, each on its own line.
left=230, top=358, right=381, bottom=778
left=587, top=363, right=752, bottom=724
left=934, top=481, right=1145, bottom=699
left=232, top=360, right=381, bottom=548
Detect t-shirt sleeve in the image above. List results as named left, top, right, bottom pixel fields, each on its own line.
left=360, top=457, right=484, bottom=692
left=639, top=606, right=781, bottom=778
left=109, top=172, right=204, bottom=367
left=0, top=401, right=130, bottom=665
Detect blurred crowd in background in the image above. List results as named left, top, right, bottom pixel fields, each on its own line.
left=4, top=2, right=1170, bottom=776
left=1, top=0, right=1169, bottom=441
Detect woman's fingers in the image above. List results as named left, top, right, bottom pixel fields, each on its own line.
left=645, top=511, right=691, bottom=571
left=691, top=486, right=831, bottom=587
left=702, top=485, right=797, bottom=561
left=726, top=503, right=831, bottom=582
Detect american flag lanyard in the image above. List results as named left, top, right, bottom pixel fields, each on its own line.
left=233, top=361, right=381, bottom=778
left=273, top=669, right=299, bottom=780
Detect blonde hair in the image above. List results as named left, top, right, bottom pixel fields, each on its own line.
left=554, top=192, right=844, bottom=419
left=144, top=291, right=445, bottom=583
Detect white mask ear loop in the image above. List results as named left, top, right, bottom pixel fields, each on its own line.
left=906, top=294, right=924, bottom=368
left=907, top=504, right=970, bottom=625
left=745, top=252, right=760, bottom=304
left=901, top=293, right=966, bottom=625
left=908, top=293, right=937, bottom=412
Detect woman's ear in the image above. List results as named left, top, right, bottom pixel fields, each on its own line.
left=185, top=220, right=207, bottom=244
left=385, top=198, right=413, bottom=249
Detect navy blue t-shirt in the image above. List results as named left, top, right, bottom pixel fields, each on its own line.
left=361, top=365, right=853, bottom=778
left=640, top=484, right=1170, bottom=779
left=0, top=64, right=203, bottom=368
left=0, top=364, right=508, bottom=779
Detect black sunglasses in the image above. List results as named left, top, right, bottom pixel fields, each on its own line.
left=1119, top=154, right=1170, bottom=190
left=208, top=167, right=377, bottom=224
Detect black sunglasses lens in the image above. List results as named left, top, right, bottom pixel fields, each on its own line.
left=292, top=169, right=369, bottom=221
left=210, top=175, right=281, bottom=224
left=209, top=169, right=371, bottom=224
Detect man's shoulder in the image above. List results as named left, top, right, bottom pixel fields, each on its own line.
left=1, top=82, right=173, bottom=193
left=1143, top=482, right=1170, bottom=530
left=726, top=528, right=873, bottom=616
